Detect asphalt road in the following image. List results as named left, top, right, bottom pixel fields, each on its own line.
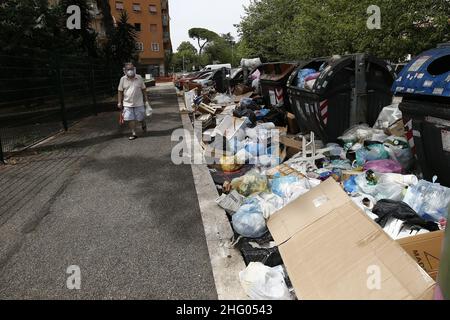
left=0, top=84, right=217, bottom=299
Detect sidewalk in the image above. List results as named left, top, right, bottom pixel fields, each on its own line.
left=0, top=84, right=217, bottom=299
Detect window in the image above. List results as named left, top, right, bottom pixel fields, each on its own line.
left=151, top=43, right=160, bottom=52
left=132, top=3, right=141, bottom=12
left=135, top=42, right=144, bottom=51
left=134, top=23, right=141, bottom=31
left=115, top=1, right=124, bottom=10
left=150, top=24, right=157, bottom=33
left=149, top=4, right=157, bottom=14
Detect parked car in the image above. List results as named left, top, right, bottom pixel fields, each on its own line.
left=191, top=72, right=214, bottom=87
left=175, top=71, right=211, bottom=90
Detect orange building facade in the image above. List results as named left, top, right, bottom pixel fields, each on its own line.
left=109, top=0, right=172, bottom=76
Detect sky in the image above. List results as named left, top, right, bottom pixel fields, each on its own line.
left=169, top=0, right=251, bottom=52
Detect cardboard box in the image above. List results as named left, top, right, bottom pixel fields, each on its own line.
left=287, top=112, right=300, bottom=135
left=280, top=135, right=302, bottom=151
left=387, top=119, right=406, bottom=137
left=397, top=230, right=445, bottom=281
left=267, top=179, right=436, bottom=300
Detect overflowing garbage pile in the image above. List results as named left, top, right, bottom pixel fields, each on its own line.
left=177, top=54, right=449, bottom=300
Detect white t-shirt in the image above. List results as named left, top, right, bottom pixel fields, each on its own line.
left=118, top=74, right=146, bottom=107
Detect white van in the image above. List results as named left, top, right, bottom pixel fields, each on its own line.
left=202, top=64, right=232, bottom=71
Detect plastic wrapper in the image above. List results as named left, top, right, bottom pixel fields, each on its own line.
left=403, top=180, right=450, bottom=222
left=230, top=170, right=269, bottom=197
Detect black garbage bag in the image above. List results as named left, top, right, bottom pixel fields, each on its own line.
left=233, top=107, right=257, bottom=126
left=262, top=108, right=287, bottom=127
left=372, top=199, right=440, bottom=232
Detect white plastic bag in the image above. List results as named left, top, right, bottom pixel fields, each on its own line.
left=373, top=104, right=402, bottom=129
left=145, top=101, right=153, bottom=117
left=239, top=262, right=292, bottom=300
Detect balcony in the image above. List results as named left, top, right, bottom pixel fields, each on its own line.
left=162, top=15, right=169, bottom=26
left=161, top=0, right=168, bottom=10
left=163, top=32, right=170, bottom=42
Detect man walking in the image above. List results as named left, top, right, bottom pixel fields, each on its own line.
left=118, top=62, right=149, bottom=140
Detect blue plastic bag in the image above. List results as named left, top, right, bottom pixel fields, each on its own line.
left=343, top=175, right=358, bottom=193
left=271, top=176, right=300, bottom=198
left=355, top=144, right=390, bottom=166
left=232, top=198, right=268, bottom=238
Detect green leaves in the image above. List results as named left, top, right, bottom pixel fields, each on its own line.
left=238, top=0, right=450, bottom=62
left=188, top=27, right=219, bottom=55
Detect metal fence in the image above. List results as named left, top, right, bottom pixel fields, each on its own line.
left=0, top=53, right=121, bottom=162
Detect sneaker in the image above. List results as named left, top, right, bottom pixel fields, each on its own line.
left=128, top=135, right=138, bottom=141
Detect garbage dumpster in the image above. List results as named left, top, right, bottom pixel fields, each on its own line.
left=287, top=54, right=396, bottom=143
left=393, top=43, right=450, bottom=187
left=259, top=62, right=297, bottom=110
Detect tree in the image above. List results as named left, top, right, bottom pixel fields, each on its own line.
left=177, top=41, right=198, bottom=55
left=188, top=27, right=219, bottom=55
left=203, top=33, right=236, bottom=66
left=0, top=0, right=99, bottom=57
left=237, top=0, right=300, bottom=61
left=170, top=41, right=199, bottom=72
left=238, top=0, right=450, bottom=62
left=110, top=10, right=138, bottom=65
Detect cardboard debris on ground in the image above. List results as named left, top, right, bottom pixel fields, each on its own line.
left=287, top=112, right=300, bottom=135
left=265, top=164, right=305, bottom=179
left=398, top=230, right=445, bottom=281
left=215, top=190, right=245, bottom=214
left=234, top=92, right=254, bottom=103
left=198, top=103, right=216, bottom=115
left=267, top=179, right=436, bottom=300
left=233, top=84, right=254, bottom=96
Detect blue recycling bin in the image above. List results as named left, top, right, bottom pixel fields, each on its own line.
left=393, top=43, right=450, bottom=186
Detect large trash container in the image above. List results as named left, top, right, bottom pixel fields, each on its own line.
left=287, top=54, right=396, bottom=143
left=393, top=43, right=450, bottom=187
left=258, top=62, right=297, bottom=110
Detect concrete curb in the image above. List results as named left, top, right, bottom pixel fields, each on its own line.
left=176, top=93, right=248, bottom=300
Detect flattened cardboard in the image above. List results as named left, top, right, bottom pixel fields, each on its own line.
left=267, top=179, right=436, bottom=300
left=397, top=230, right=445, bottom=280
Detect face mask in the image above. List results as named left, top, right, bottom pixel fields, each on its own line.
left=126, top=69, right=135, bottom=77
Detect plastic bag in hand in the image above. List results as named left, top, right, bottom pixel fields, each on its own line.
left=145, top=101, right=153, bottom=117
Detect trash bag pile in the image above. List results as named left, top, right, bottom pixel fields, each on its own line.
left=177, top=59, right=449, bottom=301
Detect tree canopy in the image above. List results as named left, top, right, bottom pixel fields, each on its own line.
left=188, top=27, right=219, bottom=55
left=237, top=0, right=450, bottom=62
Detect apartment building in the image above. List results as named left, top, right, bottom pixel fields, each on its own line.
left=110, top=0, right=172, bottom=76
